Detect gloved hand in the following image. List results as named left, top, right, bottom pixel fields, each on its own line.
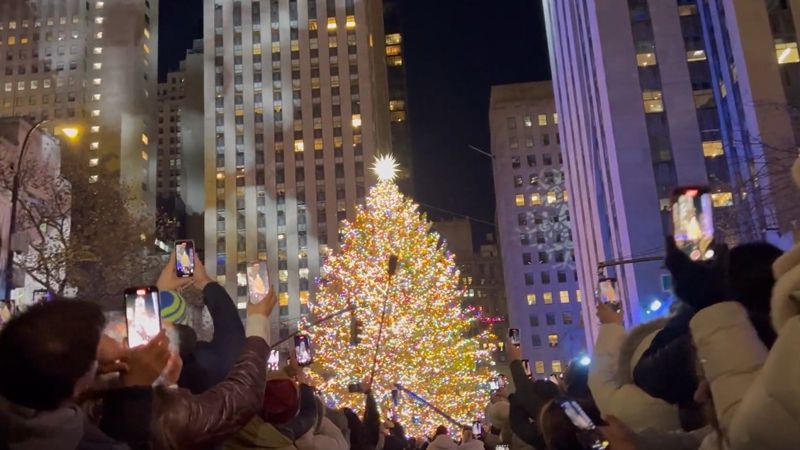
left=665, top=237, right=732, bottom=311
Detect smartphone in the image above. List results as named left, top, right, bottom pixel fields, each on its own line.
left=495, top=446, right=510, bottom=450
left=32, top=289, right=50, bottom=304
left=472, top=421, right=483, bottom=437
left=509, top=328, right=521, bottom=347
left=497, top=374, right=508, bottom=389
left=521, top=359, right=532, bottom=379
left=347, top=382, right=364, bottom=393
left=671, top=187, right=715, bottom=261
left=596, top=278, right=621, bottom=313
left=267, top=349, right=280, bottom=371
left=488, top=379, right=499, bottom=390
left=247, top=261, right=270, bottom=304
left=175, top=240, right=195, bottom=278
left=295, top=334, right=313, bottom=366
left=559, top=399, right=609, bottom=449
left=124, top=286, right=161, bottom=348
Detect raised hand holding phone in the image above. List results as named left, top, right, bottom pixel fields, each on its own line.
left=120, top=329, right=170, bottom=387
left=156, top=252, right=195, bottom=292
left=174, top=240, right=195, bottom=278
left=124, top=286, right=162, bottom=348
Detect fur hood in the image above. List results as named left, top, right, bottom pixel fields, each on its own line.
left=616, top=318, right=669, bottom=385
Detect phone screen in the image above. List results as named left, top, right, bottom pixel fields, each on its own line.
left=175, top=240, right=195, bottom=278
left=495, top=446, right=510, bottom=450
left=672, top=187, right=715, bottom=261
left=295, top=334, right=313, bottom=366
left=522, top=360, right=532, bottom=379
left=124, top=287, right=161, bottom=348
left=596, top=279, right=621, bottom=313
left=247, top=261, right=270, bottom=304
left=488, top=379, right=499, bottom=390
left=497, top=374, right=508, bottom=389
left=267, top=349, right=280, bottom=371
left=32, top=289, right=50, bottom=304
left=509, top=328, right=521, bottom=347
left=472, top=421, right=482, bottom=437
left=559, top=400, right=609, bottom=449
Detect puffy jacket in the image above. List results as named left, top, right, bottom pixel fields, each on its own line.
left=692, top=298, right=800, bottom=449
left=426, top=435, right=457, bottom=450
left=152, top=336, right=269, bottom=449
left=588, top=320, right=680, bottom=432
left=456, top=439, right=484, bottom=450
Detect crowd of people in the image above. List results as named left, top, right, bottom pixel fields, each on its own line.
left=2, top=161, right=800, bottom=450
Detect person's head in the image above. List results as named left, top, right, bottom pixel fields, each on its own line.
left=392, top=421, right=406, bottom=439
left=461, top=426, right=473, bottom=442
left=261, top=372, right=300, bottom=424
left=729, top=242, right=783, bottom=314
left=343, top=408, right=366, bottom=450
left=539, top=398, right=603, bottom=450
left=435, top=425, right=448, bottom=437
left=562, top=359, right=592, bottom=399
left=0, top=299, right=105, bottom=410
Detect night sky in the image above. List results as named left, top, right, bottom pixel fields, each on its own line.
left=158, top=0, right=550, bottom=244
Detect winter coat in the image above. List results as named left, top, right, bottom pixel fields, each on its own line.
left=179, top=282, right=246, bottom=394
left=506, top=359, right=559, bottom=448
left=692, top=299, right=800, bottom=450
left=456, top=439, right=484, bottom=450
left=0, top=387, right=153, bottom=450
left=588, top=320, right=681, bottom=432
left=151, top=336, right=269, bottom=449
left=427, top=434, right=458, bottom=450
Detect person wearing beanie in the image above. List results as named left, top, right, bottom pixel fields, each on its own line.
left=426, top=426, right=457, bottom=450
left=159, top=290, right=189, bottom=325
left=588, top=302, right=680, bottom=433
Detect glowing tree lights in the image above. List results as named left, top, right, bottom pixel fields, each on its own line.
left=306, top=156, right=495, bottom=437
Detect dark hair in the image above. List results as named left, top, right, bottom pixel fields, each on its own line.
left=435, top=425, right=448, bottom=436
left=562, top=359, right=592, bottom=400
left=392, top=421, right=406, bottom=439
left=729, top=242, right=782, bottom=314
left=539, top=398, right=602, bottom=450
left=0, top=299, right=105, bottom=410
left=343, top=407, right=367, bottom=450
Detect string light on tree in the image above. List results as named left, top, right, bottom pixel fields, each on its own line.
left=305, top=154, right=496, bottom=438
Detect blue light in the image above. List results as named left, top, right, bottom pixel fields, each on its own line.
left=579, top=356, right=591, bottom=366
left=649, top=299, right=663, bottom=312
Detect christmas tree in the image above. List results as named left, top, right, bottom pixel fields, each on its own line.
left=306, top=155, right=496, bottom=437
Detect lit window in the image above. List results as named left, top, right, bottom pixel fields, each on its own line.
left=559, top=291, right=570, bottom=303
left=636, top=52, right=657, bottom=66
left=327, top=18, right=337, bottom=31
left=553, top=113, right=558, bottom=125
left=776, top=42, right=800, bottom=64
left=552, top=360, right=563, bottom=373
left=91, top=109, right=101, bottom=117
left=563, top=191, right=569, bottom=202
left=143, top=43, right=150, bottom=53
left=92, top=78, right=102, bottom=86
left=279, top=292, right=289, bottom=306
left=7, top=36, right=16, bottom=45
left=89, top=158, right=99, bottom=167
left=4, top=82, right=11, bottom=92
left=96, top=1, right=104, bottom=8
left=702, top=140, right=724, bottom=158
left=90, top=142, right=99, bottom=150
left=9, top=21, right=17, bottom=29
left=95, top=31, right=103, bottom=39
left=543, top=292, right=553, bottom=304
left=386, top=33, right=402, bottom=45
left=538, top=114, right=547, bottom=126
left=386, top=45, right=401, bottom=56
left=678, top=4, right=697, bottom=15
left=642, top=90, right=664, bottom=113
left=345, top=15, right=356, bottom=29
left=535, top=361, right=545, bottom=374
left=294, top=140, right=304, bottom=152
left=141, top=151, right=148, bottom=161
left=17, top=81, right=25, bottom=91
left=93, top=47, right=103, bottom=54
left=90, top=126, right=100, bottom=133
left=351, top=114, right=362, bottom=128
left=576, top=290, right=582, bottom=302
left=92, top=93, right=101, bottom=101
left=387, top=56, right=403, bottom=67
left=141, top=133, right=149, bottom=145
left=44, top=79, right=52, bottom=89
left=530, top=193, right=542, bottom=206
left=309, top=19, right=318, bottom=31
left=547, top=192, right=558, bottom=204
left=95, top=17, right=104, bottom=24
left=314, top=138, right=323, bottom=150
left=271, top=42, right=281, bottom=53
left=527, top=294, right=536, bottom=305
left=30, top=80, right=37, bottom=90
left=548, top=334, right=559, bottom=348
left=89, top=175, right=99, bottom=183
left=711, top=192, right=733, bottom=208
left=687, top=49, right=707, bottom=62
left=20, top=37, right=29, bottom=44
left=515, top=194, right=525, bottom=207
left=299, top=291, right=310, bottom=304
left=523, top=115, right=533, bottom=127
left=93, top=62, right=102, bottom=70
left=143, top=28, right=150, bottom=39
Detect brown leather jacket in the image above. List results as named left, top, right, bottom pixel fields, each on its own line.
left=152, top=336, right=269, bottom=449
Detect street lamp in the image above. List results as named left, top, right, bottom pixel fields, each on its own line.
left=4, top=119, right=80, bottom=300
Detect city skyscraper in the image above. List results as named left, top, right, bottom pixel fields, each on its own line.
left=157, top=71, right=185, bottom=199
left=382, top=0, right=411, bottom=192
left=204, top=0, right=390, bottom=333
left=490, top=81, right=586, bottom=375
left=542, top=0, right=800, bottom=344
left=0, top=0, right=159, bottom=208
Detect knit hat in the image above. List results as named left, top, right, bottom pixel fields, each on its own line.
left=160, top=290, right=187, bottom=325
left=262, top=371, right=300, bottom=424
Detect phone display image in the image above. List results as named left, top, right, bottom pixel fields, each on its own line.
left=559, top=400, right=609, bottom=450
left=488, top=379, right=499, bottom=391
left=247, top=261, right=270, bottom=304
left=508, top=328, right=521, bottom=347
left=495, top=446, right=510, bottom=450
left=267, top=349, right=280, bottom=371
left=295, top=334, right=313, bottom=366
left=175, top=240, right=195, bottom=278
left=497, top=374, right=508, bottom=389
left=125, top=287, right=161, bottom=348
left=472, top=421, right=483, bottom=437
left=32, top=289, right=51, bottom=304
left=596, top=278, right=621, bottom=313
left=521, top=360, right=532, bottom=379
left=672, top=187, right=714, bottom=261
